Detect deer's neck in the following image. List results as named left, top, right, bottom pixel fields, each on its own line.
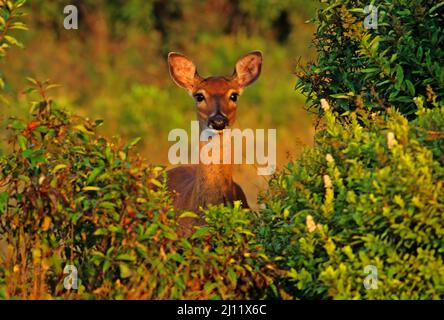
left=192, top=132, right=234, bottom=207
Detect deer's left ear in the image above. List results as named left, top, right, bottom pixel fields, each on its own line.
left=234, top=51, right=262, bottom=88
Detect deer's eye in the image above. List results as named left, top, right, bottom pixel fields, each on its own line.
left=230, top=93, right=238, bottom=102
left=194, top=93, right=205, bottom=102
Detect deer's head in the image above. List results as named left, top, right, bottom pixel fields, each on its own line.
left=168, top=51, right=262, bottom=131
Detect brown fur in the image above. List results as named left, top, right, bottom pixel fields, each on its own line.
left=166, top=163, right=248, bottom=235
left=165, top=51, right=262, bottom=236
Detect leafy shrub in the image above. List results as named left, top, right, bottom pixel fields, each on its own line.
left=257, top=102, right=444, bottom=299
left=296, top=0, right=444, bottom=117
left=0, top=87, right=277, bottom=299
left=0, top=0, right=27, bottom=102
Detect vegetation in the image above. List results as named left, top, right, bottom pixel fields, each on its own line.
left=0, top=87, right=277, bottom=299
left=0, top=0, right=27, bottom=104
left=0, top=0, right=319, bottom=206
left=1, top=0, right=443, bottom=300
left=258, top=103, right=444, bottom=299
left=296, top=0, right=444, bottom=117
left=0, top=0, right=280, bottom=300
left=1, top=0, right=318, bottom=163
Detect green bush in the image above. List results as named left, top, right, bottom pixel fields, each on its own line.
left=0, top=0, right=27, bottom=104
left=0, top=88, right=278, bottom=299
left=296, top=0, right=444, bottom=117
left=257, top=103, right=444, bottom=299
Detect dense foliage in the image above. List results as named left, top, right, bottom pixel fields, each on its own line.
left=258, top=102, right=444, bottom=299
left=297, top=0, right=444, bottom=117
left=2, top=94, right=442, bottom=300
left=0, top=90, right=277, bottom=299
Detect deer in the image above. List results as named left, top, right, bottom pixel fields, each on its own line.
left=165, top=51, right=262, bottom=235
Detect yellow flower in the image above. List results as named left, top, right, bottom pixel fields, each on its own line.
left=323, top=174, right=332, bottom=189
left=306, top=215, right=317, bottom=233
left=320, top=99, right=330, bottom=111
left=387, top=132, right=397, bottom=149
left=325, top=153, right=334, bottom=163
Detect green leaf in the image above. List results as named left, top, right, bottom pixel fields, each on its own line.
left=169, top=253, right=184, bottom=263
left=405, top=80, right=415, bottom=96
left=145, top=223, right=158, bottom=237
left=191, top=226, right=209, bottom=239
left=395, top=65, right=404, bottom=90
left=21, top=149, right=32, bottom=158
left=330, top=93, right=350, bottom=99
left=26, top=77, right=37, bottom=85
left=45, top=84, right=61, bottom=90
left=92, top=251, right=105, bottom=259
left=163, top=230, right=178, bottom=241
left=73, top=124, right=94, bottom=135
left=15, top=0, right=27, bottom=8
left=181, top=239, right=192, bottom=250
left=87, top=166, right=104, bottom=184
left=103, top=260, right=111, bottom=273
left=4, top=35, right=23, bottom=48
left=17, top=134, right=27, bottom=150
left=227, top=268, right=237, bottom=286
left=417, top=47, right=423, bottom=60
left=93, top=228, right=108, bottom=236
left=99, top=201, right=116, bottom=209
left=108, top=225, right=123, bottom=233
left=361, top=68, right=379, bottom=73
left=129, top=137, right=142, bottom=147
left=119, top=263, right=132, bottom=278
left=11, top=120, right=26, bottom=130
left=30, top=155, right=47, bottom=165
left=116, top=254, right=136, bottom=262
left=429, top=1, right=444, bottom=14
left=178, top=211, right=199, bottom=219
left=52, top=164, right=67, bottom=173
left=10, top=22, right=28, bottom=30
left=82, top=186, right=100, bottom=191
left=150, top=178, right=163, bottom=188
left=0, top=192, right=8, bottom=214
left=390, top=54, right=398, bottom=63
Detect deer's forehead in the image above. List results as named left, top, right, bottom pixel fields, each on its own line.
left=196, top=77, right=237, bottom=94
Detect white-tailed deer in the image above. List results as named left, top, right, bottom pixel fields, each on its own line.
left=166, top=51, right=262, bottom=235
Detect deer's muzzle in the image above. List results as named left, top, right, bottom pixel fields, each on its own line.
left=208, top=114, right=228, bottom=131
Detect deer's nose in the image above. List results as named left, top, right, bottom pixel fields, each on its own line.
left=208, top=114, right=228, bottom=131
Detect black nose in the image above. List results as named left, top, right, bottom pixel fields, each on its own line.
left=208, top=115, right=228, bottom=130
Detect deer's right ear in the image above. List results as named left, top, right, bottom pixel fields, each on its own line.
left=168, top=52, right=198, bottom=91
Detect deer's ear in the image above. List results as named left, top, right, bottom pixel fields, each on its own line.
left=234, top=51, right=262, bottom=88
left=168, top=52, right=199, bottom=91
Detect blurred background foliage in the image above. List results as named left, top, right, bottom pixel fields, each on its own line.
left=0, top=0, right=322, bottom=207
